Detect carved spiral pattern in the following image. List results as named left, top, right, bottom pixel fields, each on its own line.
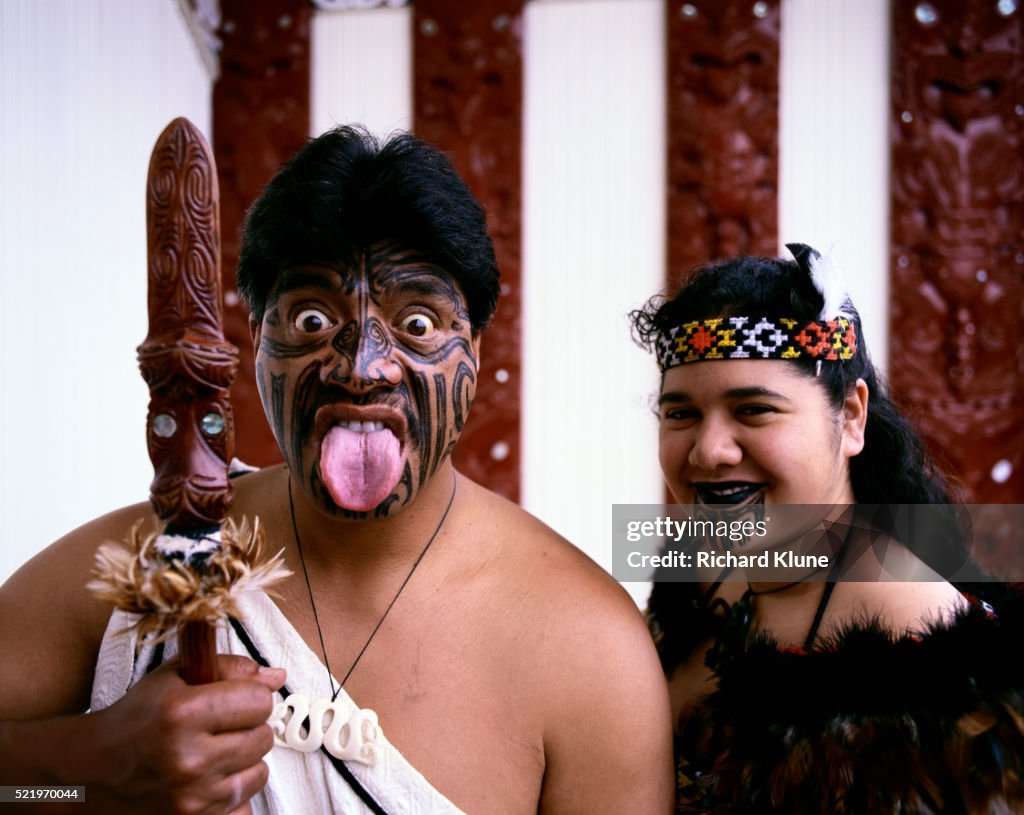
left=145, top=120, right=223, bottom=344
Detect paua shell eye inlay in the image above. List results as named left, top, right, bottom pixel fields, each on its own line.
left=201, top=412, right=226, bottom=435
left=152, top=414, right=178, bottom=438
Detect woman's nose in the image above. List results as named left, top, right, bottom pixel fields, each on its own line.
left=687, top=415, right=743, bottom=472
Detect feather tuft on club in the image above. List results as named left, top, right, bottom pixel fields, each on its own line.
left=89, top=516, right=291, bottom=643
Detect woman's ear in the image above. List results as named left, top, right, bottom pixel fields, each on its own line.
left=841, top=378, right=869, bottom=457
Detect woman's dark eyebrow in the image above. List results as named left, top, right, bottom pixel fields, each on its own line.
left=658, top=391, right=691, bottom=406
left=724, top=386, right=791, bottom=401
left=658, top=386, right=791, bottom=406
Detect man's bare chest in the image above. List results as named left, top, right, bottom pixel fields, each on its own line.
left=276, top=587, right=547, bottom=814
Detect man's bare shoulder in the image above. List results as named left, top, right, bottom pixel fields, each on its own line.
left=452, top=479, right=675, bottom=811
left=227, top=463, right=285, bottom=510
left=454, top=474, right=660, bottom=672
left=0, top=500, right=160, bottom=716
left=457, top=475, right=634, bottom=603
left=2, top=499, right=161, bottom=618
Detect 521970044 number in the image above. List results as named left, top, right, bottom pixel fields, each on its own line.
left=0, top=786, right=85, bottom=803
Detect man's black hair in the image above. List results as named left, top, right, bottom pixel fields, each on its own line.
left=237, top=125, right=500, bottom=333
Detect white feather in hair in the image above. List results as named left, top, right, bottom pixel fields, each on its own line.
left=786, top=243, right=856, bottom=323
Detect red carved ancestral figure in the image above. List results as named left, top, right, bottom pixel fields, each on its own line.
left=891, top=0, right=1023, bottom=502
left=214, top=0, right=312, bottom=468
left=138, top=118, right=240, bottom=530
left=415, top=0, right=524, bottom=501
left=667, top=0, right=779, bottom=281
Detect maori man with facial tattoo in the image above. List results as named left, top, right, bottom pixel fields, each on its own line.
left=0, top=127, right=673, bottom=814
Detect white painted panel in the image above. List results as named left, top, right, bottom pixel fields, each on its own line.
left=311, top=6, right=413, bottom=137
left=0, top=0, right=211, bottom=583
left=523, top=0, right=665, bottom=607
left=779, top=0, right=891, bottom=372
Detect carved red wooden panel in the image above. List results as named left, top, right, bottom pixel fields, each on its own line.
left=413, top=0, right=524, bottom=502
left=666, top=0, right=780, bottom=286
left=214, top=0, right=312, bottom=468
left=890, top=0, right=1024, bottom=506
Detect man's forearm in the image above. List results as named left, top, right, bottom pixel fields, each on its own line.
left=0, top=716, right=91, bottom=786
left=0, top=714, right=123, bottom=813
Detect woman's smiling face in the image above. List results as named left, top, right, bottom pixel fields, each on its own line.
left=657, top=359, right=867, bottom=507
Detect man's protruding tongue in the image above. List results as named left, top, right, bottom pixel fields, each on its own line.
left=320, top=425, right=402, bottom=512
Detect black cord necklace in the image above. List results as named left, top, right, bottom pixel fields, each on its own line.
left=705, top=564, right=832, bottom=672
left=706, top=528, right=854, bottom=671
left=287, top=472, right=457, bottom=701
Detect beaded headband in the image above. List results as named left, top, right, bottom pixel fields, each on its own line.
left=655, top=244, right=858, bottom=372
left=655, top=316, right=857, bottom=371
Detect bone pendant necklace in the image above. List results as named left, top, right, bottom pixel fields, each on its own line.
left=268, top=473, right=456, bottom=765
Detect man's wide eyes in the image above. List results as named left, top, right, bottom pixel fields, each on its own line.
left=287, top=307, right=438, bottom=336
left=400, top=313, right=436, bottom=337
left=293, top=308, right=332, bottom=333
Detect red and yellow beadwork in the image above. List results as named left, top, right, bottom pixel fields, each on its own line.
left=656, top=317, right=857, bottom=371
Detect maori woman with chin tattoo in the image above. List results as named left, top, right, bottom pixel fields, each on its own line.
left=632, top=245, right=1024, bottom=814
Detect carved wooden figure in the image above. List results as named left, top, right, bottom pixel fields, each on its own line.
left=666, top=0, right=780, bottom=284
left=414, top=0, right=524, bottom=502
left=891, top=0, right=1023, bottom=504
left=91, top=119, right=288, bottom=684
left=215, top=0, right=312, bottom=468
left=139, top=118, right=239, bottom=531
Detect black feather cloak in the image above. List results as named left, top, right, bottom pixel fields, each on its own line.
left=675, top=583, right=1024, bottom=814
